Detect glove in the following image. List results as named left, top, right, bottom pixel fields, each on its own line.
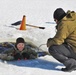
left=47, top=38, right=53, bottom=47
left=14, top=53, right=22, bottom=60
left=22, top=53, right=30, bottom=59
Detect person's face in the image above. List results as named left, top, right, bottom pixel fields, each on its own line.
left=17, top=43, right=25, bottom=51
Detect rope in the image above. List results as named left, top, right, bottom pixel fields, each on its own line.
left=37, top=44, right=50, bottom=55
left=37, top=44, right=46, bottom=51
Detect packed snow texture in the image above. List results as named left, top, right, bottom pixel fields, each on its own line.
left=0, top=0, right=76, bottom=75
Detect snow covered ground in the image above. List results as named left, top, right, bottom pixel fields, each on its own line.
left=0, top=0, right=76, bottom=75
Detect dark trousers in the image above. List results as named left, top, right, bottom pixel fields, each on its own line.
left=49, top=44, right=76, bottom=68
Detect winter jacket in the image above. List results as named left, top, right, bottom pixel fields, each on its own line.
left=47, top=10, right=76, bottom=53
left=0, top=44, right=38, bottom=61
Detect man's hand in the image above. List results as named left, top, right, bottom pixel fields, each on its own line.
left=47, top=38, right=53, bottom=47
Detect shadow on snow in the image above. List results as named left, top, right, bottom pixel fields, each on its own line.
left=7, top=59, right=63, bottom=71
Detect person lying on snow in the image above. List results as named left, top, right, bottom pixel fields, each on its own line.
left=0, top=37, right=38, bottom=61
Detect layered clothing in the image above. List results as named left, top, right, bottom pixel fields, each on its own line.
left=47, top=10, right=76, bottom=53
left=0, top=44, right=37, bottom=61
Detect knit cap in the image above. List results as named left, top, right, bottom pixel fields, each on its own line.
left=16, top=37, right=25, bottom=45
left=53, top=8, right=66, bottom=21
